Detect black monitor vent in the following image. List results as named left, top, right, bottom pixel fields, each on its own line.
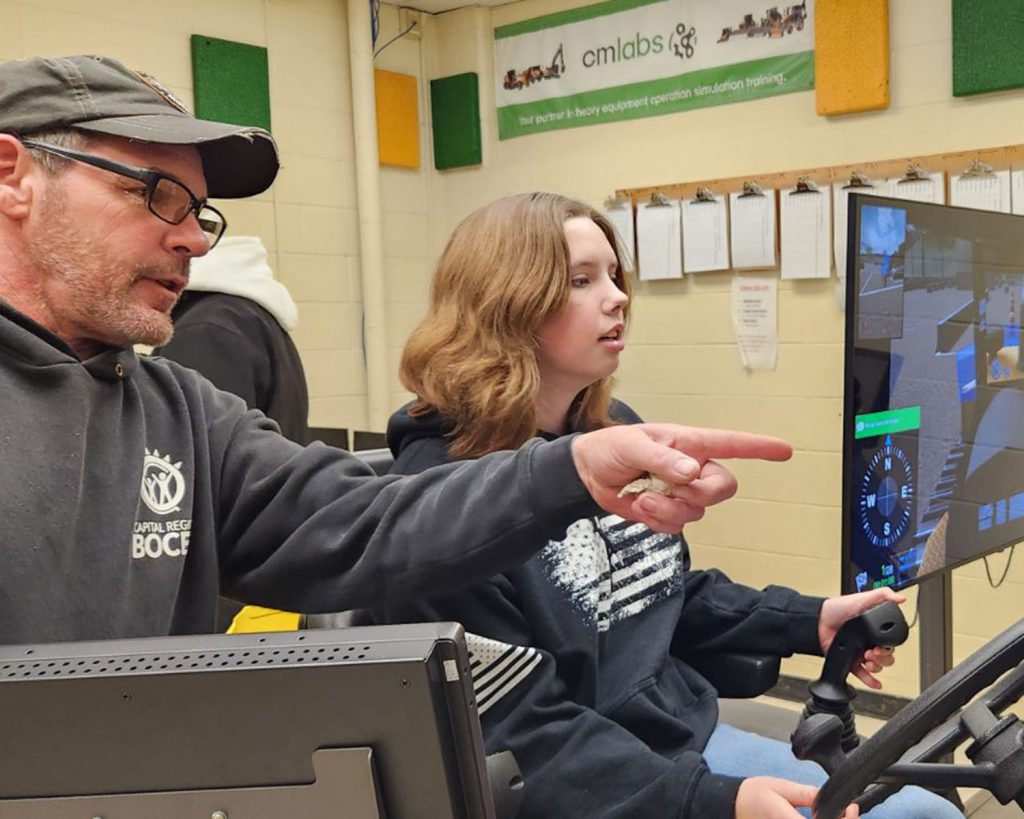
left=0, top=641, right=381, bottom=680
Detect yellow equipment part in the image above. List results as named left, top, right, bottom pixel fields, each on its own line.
left=227, top=605, right=301, bottom=634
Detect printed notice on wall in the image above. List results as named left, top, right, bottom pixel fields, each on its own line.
left=731, top=275, right=777, bottom=370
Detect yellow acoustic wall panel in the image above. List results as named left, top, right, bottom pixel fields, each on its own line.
left=375, top=69, right=420, bottom=169
left=815, top=0, right=890, bottom=116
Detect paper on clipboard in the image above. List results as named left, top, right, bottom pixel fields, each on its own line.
left=636, top=199, right=682, bottom=280
left=1012, top=170, right=1024, bottom=216
left=603, top=202, right=636, bottom=273
left=950, top=166, right=1011, bottom=213
left=729, top=187, right=777, bottom=269
left=682, top=193, right=729, bottom=273
left=886, top=169, right=945, bottom=204
left=834, top=174, right=878, bottom=280
left=1012, top=169, right=1024, bottom=216
left=781, top=181, right=831, bottom=279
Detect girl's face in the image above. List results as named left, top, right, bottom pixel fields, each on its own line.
left=535, top=217, right=628, bottom=396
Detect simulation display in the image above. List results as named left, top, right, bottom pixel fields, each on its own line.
left=843, top=193, right=1024, bottom=592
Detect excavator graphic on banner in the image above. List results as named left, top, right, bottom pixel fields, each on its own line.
left=503, top=44, right=566, bottom=91
left=717, top=2, right=807, bottom=42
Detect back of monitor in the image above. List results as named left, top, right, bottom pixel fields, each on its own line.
left=0, top=623, right=493, bottom=819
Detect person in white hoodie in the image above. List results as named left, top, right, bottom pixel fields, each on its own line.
left=154, top=235, right=309, bottom=444
left=154, top=236, right=310, bottom=630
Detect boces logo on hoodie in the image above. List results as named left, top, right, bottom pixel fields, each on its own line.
left=132, top=448, right=193, bottom=559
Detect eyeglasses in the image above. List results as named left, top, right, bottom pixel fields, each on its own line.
left=20, top=139, right=227, bottom=249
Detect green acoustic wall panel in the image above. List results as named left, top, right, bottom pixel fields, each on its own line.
left=430, top=72, right=482, bottom=170
left=191, top=34, right=271, bottom=131
left=953, top=0, right=1024, bottom=97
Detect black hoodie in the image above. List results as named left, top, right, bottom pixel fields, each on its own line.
left=362, top=400, right=826, bottom=819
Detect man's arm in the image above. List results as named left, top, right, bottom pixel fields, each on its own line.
left=211, top=409, right=596, bottom=611
left=188, top=379, right=791, bottom=611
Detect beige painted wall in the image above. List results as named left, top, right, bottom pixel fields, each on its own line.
left=3, top=0, right=1023, bottom=698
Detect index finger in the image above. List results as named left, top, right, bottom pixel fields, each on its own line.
left=642, top=424, right=793, bottom=464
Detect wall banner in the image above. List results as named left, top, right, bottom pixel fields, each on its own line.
left=495, top=0, right=814, bottom=139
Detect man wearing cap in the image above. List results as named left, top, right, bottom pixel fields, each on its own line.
left=0, top=54, right=792, bottom=645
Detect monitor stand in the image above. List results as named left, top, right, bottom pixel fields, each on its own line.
left=917, top=570, right=964, bottom=810
left=918, top=570, right=954, bottom=689
left=0, top=748, right=382, bottom=819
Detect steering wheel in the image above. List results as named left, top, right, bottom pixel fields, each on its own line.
left=814, top=616, right=1024, bottom=819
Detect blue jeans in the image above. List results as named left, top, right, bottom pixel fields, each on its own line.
left=703, top=723, right=965, bottom=818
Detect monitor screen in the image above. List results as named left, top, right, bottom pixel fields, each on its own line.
left=0, top=623, right=493, bottom=819
left=843, top=193, right=1024, bottom=593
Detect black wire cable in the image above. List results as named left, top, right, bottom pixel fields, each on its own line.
left=373, top=22, right=417, bottom=58
left=906, top=594, right=919, bottom=630
left=983, top=544, right=1015, bottom=588
left=370, top=0, right=381, bottom=46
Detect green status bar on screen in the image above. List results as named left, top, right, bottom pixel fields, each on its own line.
left=854, top=407, right=921, bottom=440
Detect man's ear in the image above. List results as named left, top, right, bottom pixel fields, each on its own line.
left=0, top=135, right=36, bottom=220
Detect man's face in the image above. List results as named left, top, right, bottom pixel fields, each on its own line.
left=24, top=136, right=211, bottom=354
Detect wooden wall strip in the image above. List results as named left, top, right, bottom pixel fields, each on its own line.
left=617, top=142, right=1024, bottom=204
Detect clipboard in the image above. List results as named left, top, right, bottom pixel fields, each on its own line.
left=952, top=158, right=1010, bottom=213
left=835, top=172, right=875, bottom=280
left=730, top=181, right=776, bottom=270
left=635, top=192, right=682, bottom=280
left=602, top=195, right=636, bottom=273
left=738, top=180, right=765, bottom=198
left=959, top=158, right=995, bottom=179
left=781, top=176, right=830, bottom=279
left=890, top=163, right=945, bottom=204
left=789, top=176, right=821, bottom=196
left=842, top=171, right=875, bottom=190
left=689, top=186, right=716, bottom=204
left=681, top=187, right=728, bottom=273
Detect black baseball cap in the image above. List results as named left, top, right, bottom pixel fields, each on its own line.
left=0, top=54, right=279, bottom=198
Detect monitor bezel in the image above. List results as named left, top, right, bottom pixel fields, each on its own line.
left=841, top=192, right=1024, bottom=592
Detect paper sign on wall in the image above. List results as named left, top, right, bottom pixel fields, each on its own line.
left=731, top=276, right=777, bottom=370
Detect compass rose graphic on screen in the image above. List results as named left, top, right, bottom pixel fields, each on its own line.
left=858, top=434, right=916, bottom=549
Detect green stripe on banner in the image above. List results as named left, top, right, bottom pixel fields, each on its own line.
left=495, top=0, right=668, bottom=40
left=497, top=52, right=812, bottom=139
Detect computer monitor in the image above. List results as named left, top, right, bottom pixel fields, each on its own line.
left=0, top=623, right=494, bottom=818
left=843, top=193, right=1024, bottom=593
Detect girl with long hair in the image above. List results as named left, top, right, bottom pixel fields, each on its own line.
left=364, top=192, right=961, bottom=819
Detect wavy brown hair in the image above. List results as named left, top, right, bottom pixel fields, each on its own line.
left=400, top=192, right=632, bottom=458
